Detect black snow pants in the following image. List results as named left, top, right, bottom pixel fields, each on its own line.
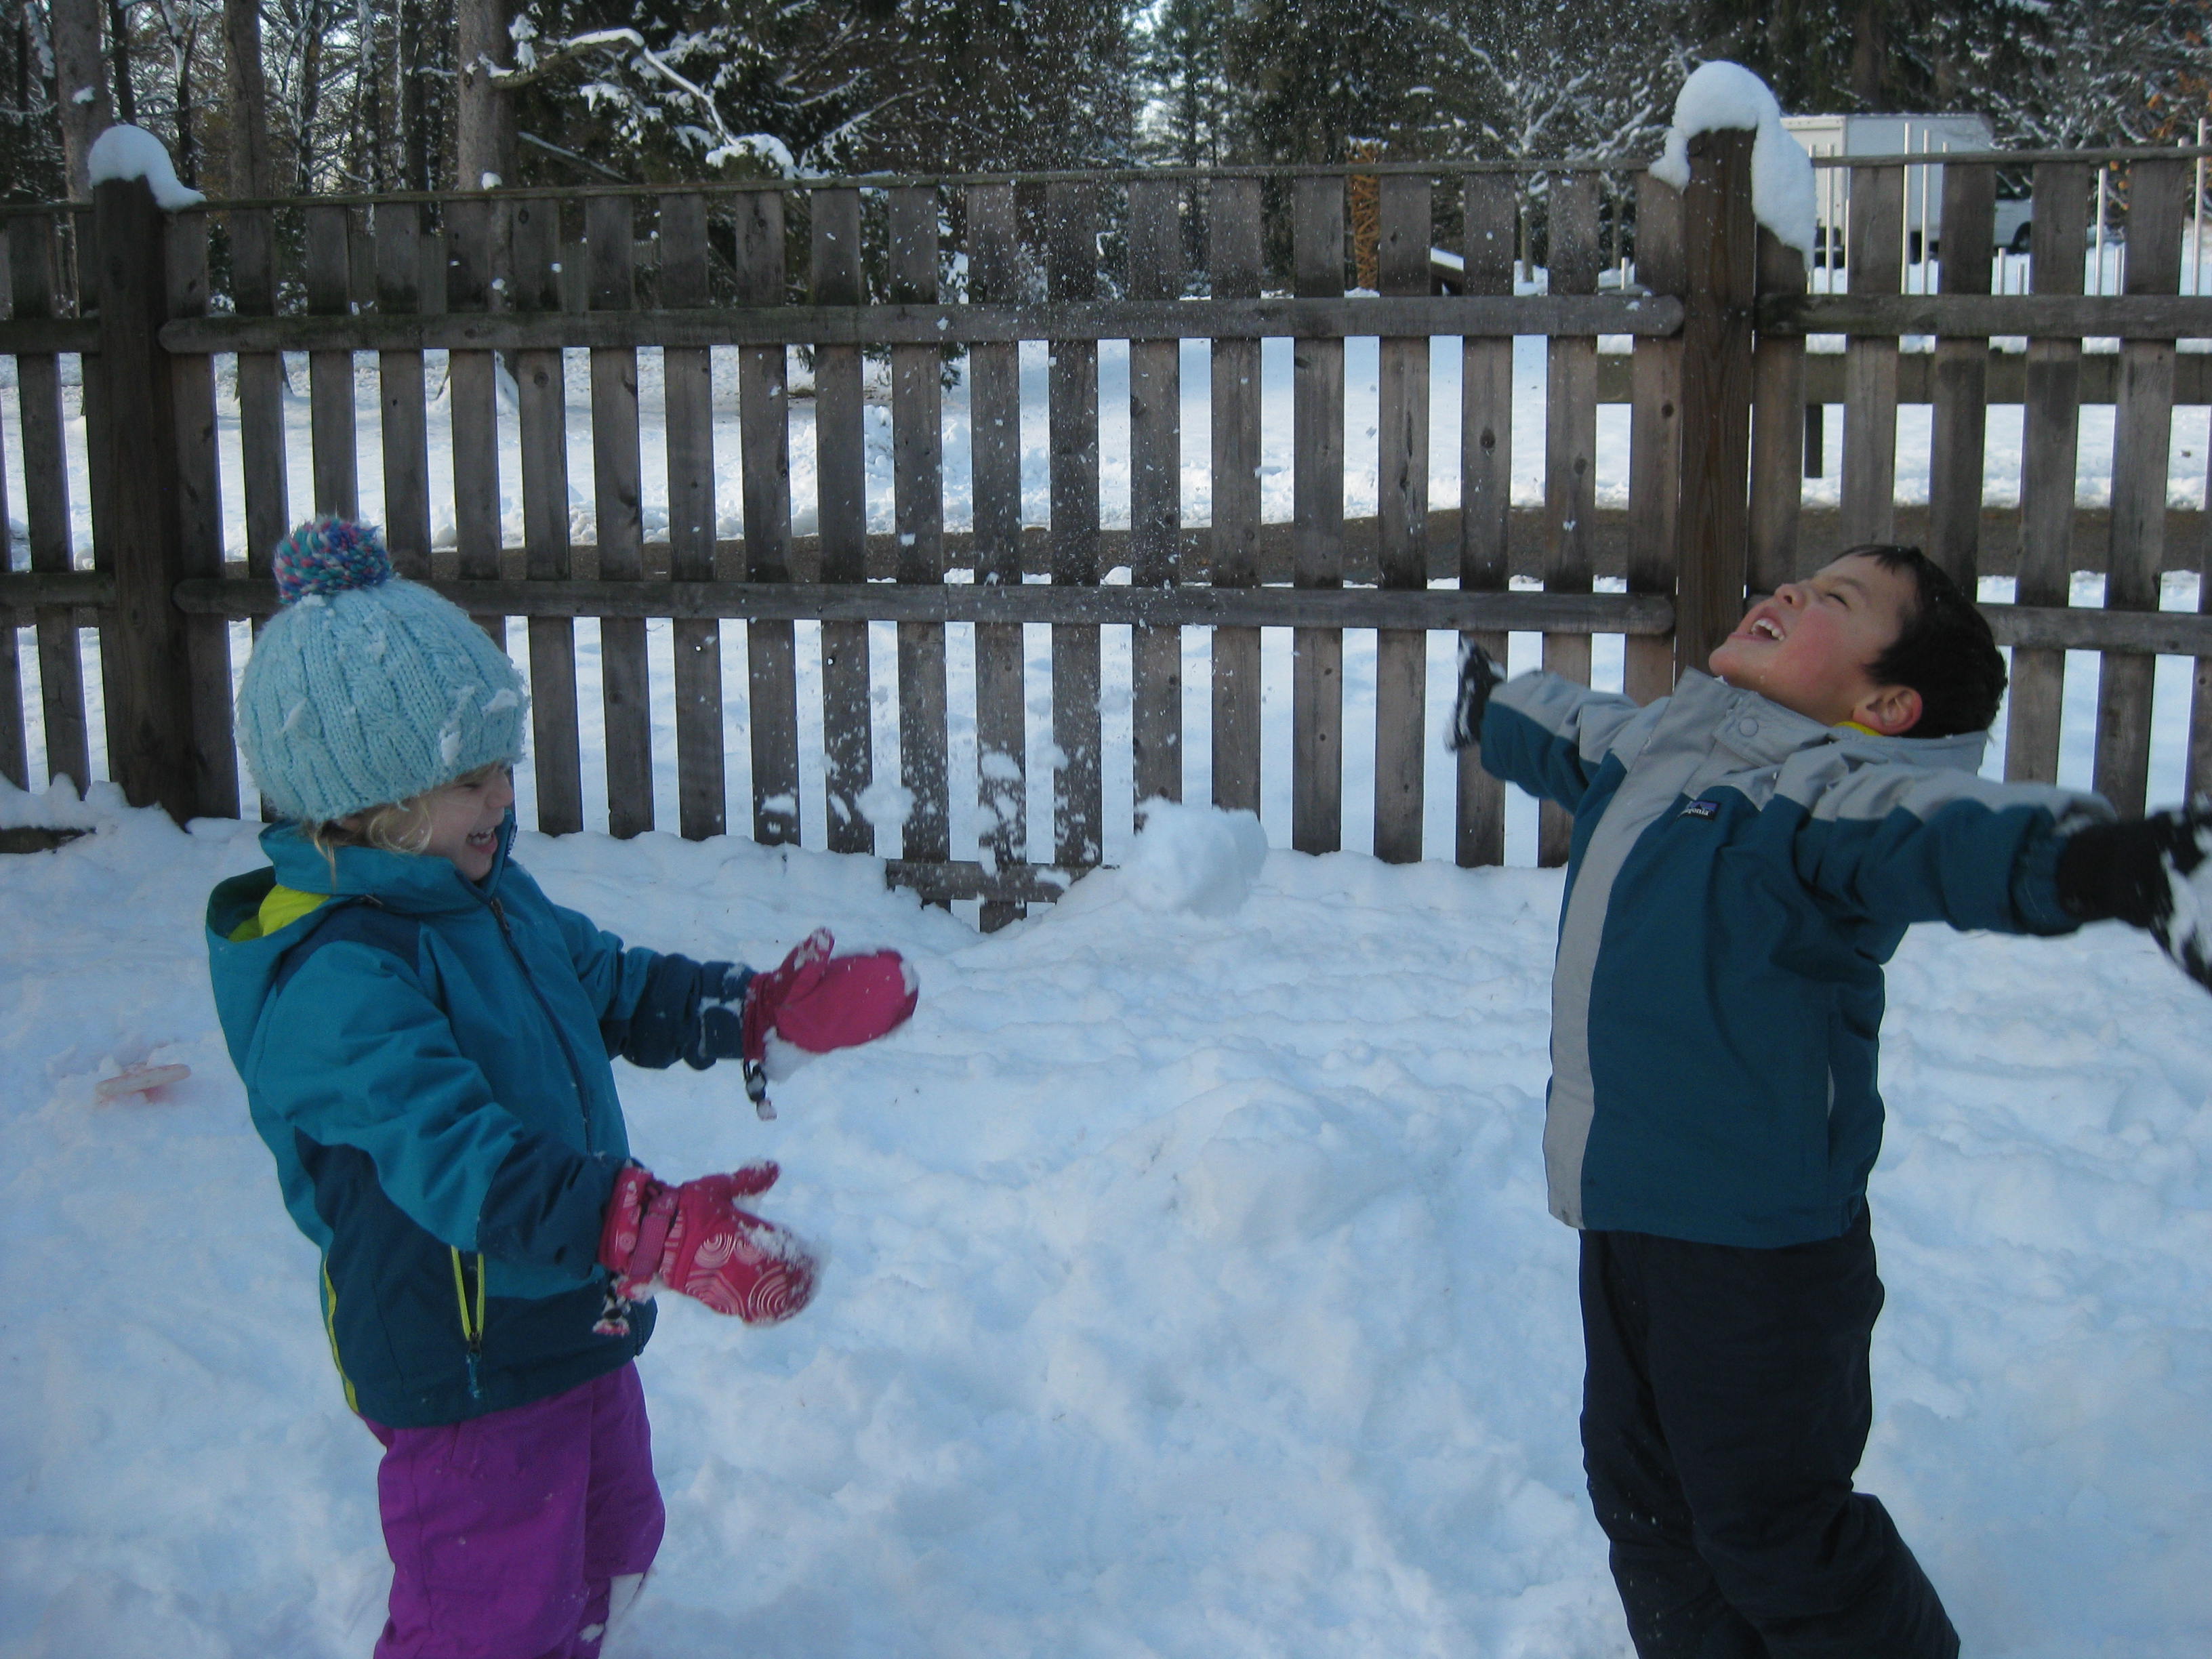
left=1578, top=1212, right=1961, bottom=1659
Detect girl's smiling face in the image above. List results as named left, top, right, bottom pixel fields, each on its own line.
left=415, top=765, right=516, bottom=880
left=1707, top=554, right=1925, bottom=734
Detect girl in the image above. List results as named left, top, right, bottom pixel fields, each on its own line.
left=206, top=518, right=917, bottom=1658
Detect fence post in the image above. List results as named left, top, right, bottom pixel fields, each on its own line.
left=1674, top=129, right=1758, bottom=679
left=89, top=176, right=198, bottom=822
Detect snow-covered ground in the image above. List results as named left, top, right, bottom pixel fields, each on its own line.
left=1, top=783, right=2209, bottom=1658
left=4, top=241, right=2212, bottom=1655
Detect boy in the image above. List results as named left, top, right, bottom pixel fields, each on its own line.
left=1451, top=544, right=2212, bottom=1656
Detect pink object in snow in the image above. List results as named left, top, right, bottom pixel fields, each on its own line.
left=95, top=1063, right=191, bottom=1102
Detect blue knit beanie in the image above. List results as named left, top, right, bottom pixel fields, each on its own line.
left=235, top=518, right=529, bottom=823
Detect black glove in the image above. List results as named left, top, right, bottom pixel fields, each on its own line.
left=2054, top=805, right=2212, bottom=987
left=1447, top=639, right=1504, bottom=752
left=679, top=961, right=755, bottom=1071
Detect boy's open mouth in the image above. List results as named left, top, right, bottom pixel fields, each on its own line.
left=1738, top=614, right=1786, bottom=642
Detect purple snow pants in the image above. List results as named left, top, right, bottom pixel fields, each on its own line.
left=363, top=1363, right=665, bottom=1659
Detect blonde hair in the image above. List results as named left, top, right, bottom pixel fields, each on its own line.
left=302, top=761, right=510, bottom=864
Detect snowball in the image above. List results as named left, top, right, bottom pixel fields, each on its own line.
left=1124, top=799, right=1269, bottom=918
left=1648, top=61, right=1816, bottom=257
left=856, top=778, right=916, bottom=830
left=85, top=124, right=206, bottom=211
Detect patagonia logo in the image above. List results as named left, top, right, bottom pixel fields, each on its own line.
left=1679, top=799, right=1720, bottom=819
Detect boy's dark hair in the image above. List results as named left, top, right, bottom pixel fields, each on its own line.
left=1848, top=544, right=2007, bottom=738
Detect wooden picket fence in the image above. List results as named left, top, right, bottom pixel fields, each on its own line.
left=3, top=135, right=2211, bottom=923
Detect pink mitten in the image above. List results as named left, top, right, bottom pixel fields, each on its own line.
left=597, top=1162, right=818, bottom=1325
left=739, top=930, right=918, bottom=1111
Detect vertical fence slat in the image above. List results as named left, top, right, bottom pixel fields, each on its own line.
left=169, top=209, right=237, bottom=817
left=1676, top=131, right=1759, bottom=678
left=661, top=194, right=725, bottom=840
left=2196, top=436, right=2212, bottom=799
left=9, top=215, right=89, bottom=792
left=1129, top=178, right=1185, bottom=816
left=1458, top=176, right=1514, bottom=865
left=445, top=198, right=506, bottom=645
left=1748, top=228, right=1807, bottom=597
left=814, top=187, right=872, bottom=855
left=2095, top=157, right=2186, bottom=816
left=305, top=205, right=359, bottom=518
left=1048, top=180, right=1104, bottom=867
left=230, top=207, right=288, bottom=584
left=375, top=203, right=432, bottom=581
left=2007, top=163, right=2089, bottom=785
left=1537, top=173, right=1598, bottom=867
left=1841, top=164, right=1903, bottom=544
left=1630, top=173, right=1687, bottom=704
left=968, top=183, right=1024, bottom=924
left=1209, top=178, right=1263, bottom=815
left=1928, top=161, right=1995, bottom=589
left=589, top=193, right=653, bottom=838
left=738, top=190, right=800, bottom=846
left=0, top=225, right=19, bottom=790
left=512, top=196, right=582, bottom=833
left=890, top=186, right=950, bottom=864
left=1292, top=175, right=1345, bottom=853
left=1376, top=173, right=1433, bottom=865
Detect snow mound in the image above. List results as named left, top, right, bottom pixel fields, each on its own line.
left=1124, top=799, right=1269, bottom=917
left=86, top=123, right=206, bottom=210
left=1648, top=61, right=1816, bottom=257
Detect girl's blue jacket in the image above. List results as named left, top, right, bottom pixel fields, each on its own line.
left=205, top=816, right=743, bottom=1427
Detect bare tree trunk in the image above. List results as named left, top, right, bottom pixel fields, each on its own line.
left=104, top=0, right=134, bottom=121
left=296, top=10, right=323, bottom=192
left=51, top=0, right=110, bottom=198
left=224, top=0, right=272, bottom=196
left=455, top=0, right=515, bottom=190
left=354, top=0, right=384, bottom=189
left=1849, top=0, right=1889, bottom=107
left=400, top=0, right=429, bottom=190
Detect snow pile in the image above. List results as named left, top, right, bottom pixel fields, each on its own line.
left=1122, top=798, right=1269, bottom=916
left=1648, top=61, right=1816, bottom=256
left=85, top=123, right=206, bottom=211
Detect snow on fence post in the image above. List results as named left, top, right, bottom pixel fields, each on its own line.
left=87, top=173, right=198, bottom=821
left=2005, top=161, right=2092, bottom=787
left=2096, top=155, right=2188, bottom=817
left=167, top=206, right=239, bottom=819
left=1673, top=129, right=1758, bottom=680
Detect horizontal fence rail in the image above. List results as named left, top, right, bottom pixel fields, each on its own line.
left=5, top=138, right=2212, bottom=920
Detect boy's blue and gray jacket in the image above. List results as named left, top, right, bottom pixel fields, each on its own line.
left=206, top=817, right=750, bottom=1428
left=1479, top=668, right=2111, bottom=1248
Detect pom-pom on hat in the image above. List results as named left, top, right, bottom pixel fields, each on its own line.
left=235, top=516, right=529, bottom=823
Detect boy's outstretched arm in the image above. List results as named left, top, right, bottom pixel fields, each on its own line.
left=1448, top=641, right=1656, bottom=813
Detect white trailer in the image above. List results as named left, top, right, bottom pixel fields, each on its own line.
left=1780, top=112, right=2030, bottom=264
